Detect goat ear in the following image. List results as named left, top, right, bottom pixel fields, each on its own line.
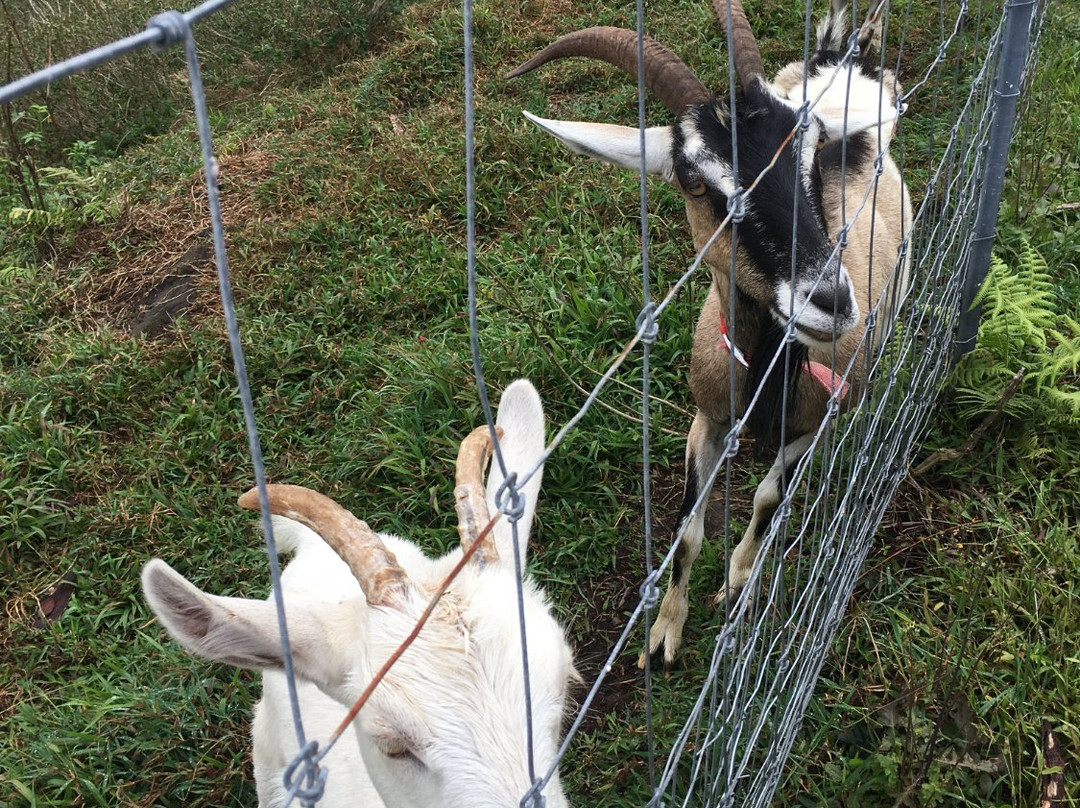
left=486, top=379, right=546, bottom=572
left=522, top=111, right=675, bottom=181
left=795, top=71, right=898, bottom=148
left=142, top=559, right=357, bottom=689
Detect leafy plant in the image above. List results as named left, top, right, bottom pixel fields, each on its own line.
left=952, top=239, right=1080, bottom=434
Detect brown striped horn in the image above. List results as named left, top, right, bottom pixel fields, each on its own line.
left=454, top=425, right=502, bottom=564
left=711, top=0, right=765, bottom=87
left=505, top=26, right=711, bottom=116
left=238, top=484, right=411, bottom=609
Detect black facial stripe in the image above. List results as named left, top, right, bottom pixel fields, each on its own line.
left=674, top=88, right=835, bottom=288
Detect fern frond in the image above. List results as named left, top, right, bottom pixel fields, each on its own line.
left=951, top=238, right=1080, bottom=438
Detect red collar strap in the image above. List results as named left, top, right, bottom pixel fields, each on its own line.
left=718, top=307, right=851, bottom=401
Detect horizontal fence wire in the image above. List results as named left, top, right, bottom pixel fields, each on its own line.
left=0, top=0, right=1046, bottom=805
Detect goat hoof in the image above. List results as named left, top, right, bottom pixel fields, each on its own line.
left=637, top=642, right=679, bottom=671
left=710, top=585, right=742, bottom=610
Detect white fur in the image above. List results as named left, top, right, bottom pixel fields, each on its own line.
left=774, top=264, right=860, bottom=338
left=143, top=380, right=576, bottom=808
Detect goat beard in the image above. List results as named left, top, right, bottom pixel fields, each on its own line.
left=744, top=322, right=807, bottom=454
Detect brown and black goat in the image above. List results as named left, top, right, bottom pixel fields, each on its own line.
left=507, top=0, right=913, bottom=665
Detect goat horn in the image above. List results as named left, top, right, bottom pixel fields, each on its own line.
left=711, top=0, right=765, bottom=87
left=505, top=26, right=710, bottom=116
left=454, top=425, right=502, bottom=564
left=238, top=484, right=411, bottom=609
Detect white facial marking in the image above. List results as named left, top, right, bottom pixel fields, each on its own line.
left=773, top=264, right=860, bottom=344
left=796, top=118, right=821, bottom=195
left=680, top=115, right=738, bottom=198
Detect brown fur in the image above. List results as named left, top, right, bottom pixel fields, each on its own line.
left=642, top=57, right=913, bottom=668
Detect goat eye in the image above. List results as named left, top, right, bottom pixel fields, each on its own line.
left=377, top=737, right=421, bottom=765
left=686, top=179, right=707, bottom=197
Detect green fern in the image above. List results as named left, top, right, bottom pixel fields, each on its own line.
left=952, top=239, right=1080, bottom=431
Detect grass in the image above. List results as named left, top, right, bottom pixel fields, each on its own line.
left=0, top=0, right=401, bottom=157
left=1, top=0, right=1078, bottom=806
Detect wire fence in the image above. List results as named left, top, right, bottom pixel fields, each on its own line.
left=0, top=0, right=1046, bottom=805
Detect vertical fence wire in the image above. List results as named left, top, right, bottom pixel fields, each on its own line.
left=0, top=0, right=1047, bottom=804
left=633, top=0, right=661, bottom=792
left=460, top=0, right=542, bottom=802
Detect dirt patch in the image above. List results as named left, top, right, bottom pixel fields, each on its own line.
left=54, top=147, right=282, bottom=339
left=567, top=451, right=941, bottom=739
left=568, top=458, right=757, bottom=734
left=866, top=474, right=975, bottom=577
left=123, top=238, right=210, bottom=338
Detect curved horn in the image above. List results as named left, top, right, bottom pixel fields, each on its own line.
left=711, top=0, right=765, bottom=87
left=238, top=484, right=411, bottom=609
left=505, top=26, right=710, bottom=116
left=454, top=425, right=502, bottom=564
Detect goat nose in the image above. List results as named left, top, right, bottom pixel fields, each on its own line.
left=809, top=284, right=853, bottom=318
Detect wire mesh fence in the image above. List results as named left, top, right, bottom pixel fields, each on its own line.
left=0, top=0, right=1048, bottom=805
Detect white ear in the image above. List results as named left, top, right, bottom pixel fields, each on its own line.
left=800, top=70, right=898, bottom=148
left=142, top=559, right=358, bottom=690
left=485, top=379, right=546, bottom=570
left=522, top=111, right=675, bottom=181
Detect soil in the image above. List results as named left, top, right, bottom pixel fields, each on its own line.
left=124, top=240, right=211, bottom=338
left=566, top=454, right=950, bottom=738
left=567, top=459, right=754, bottom=734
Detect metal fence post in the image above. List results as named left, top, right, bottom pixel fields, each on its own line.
left=953, top=0, right=1038, bottom=362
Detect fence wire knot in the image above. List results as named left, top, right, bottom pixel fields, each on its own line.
left=847, top=31, right=862, bottom=57
left=776, top=501, right=793, bottom=523
left=146, top=11, right=189, bottom=53
left=776, top=652, right=790, bottom=673
left=282, top=740, right=327, bottom=807
left=520, top=779, right=547, bottom=808
left=636, top=302, right=659, bottom=345
left=639, top=571, right=661, bottom=608
left=719, top=633, right=738, bottom=657
left=795, top=101, right=813, bottom=132
left=495, top=473, right=526, bottom=523
left=724, top=430, right=740, bottom=457
left=727, top=188, right=747, bottom=223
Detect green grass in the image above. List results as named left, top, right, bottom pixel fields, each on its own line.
left=0, top=0, right=401, bottom=157
left=1, top=0, right=1078, bottom=806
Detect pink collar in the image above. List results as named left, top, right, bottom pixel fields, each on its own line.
left=718, top=308, right=850, bottom=401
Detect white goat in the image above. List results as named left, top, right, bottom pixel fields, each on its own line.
left=507, top=0, right=912, bottom=666
left=142, top=380, right=577, bottom=808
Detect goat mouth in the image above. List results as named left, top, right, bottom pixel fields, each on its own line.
left=784, top=317, right=840, bottom=346
left=772, top=308, right=841, bottom=345
left=793, top=322, right=841, bottom=345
